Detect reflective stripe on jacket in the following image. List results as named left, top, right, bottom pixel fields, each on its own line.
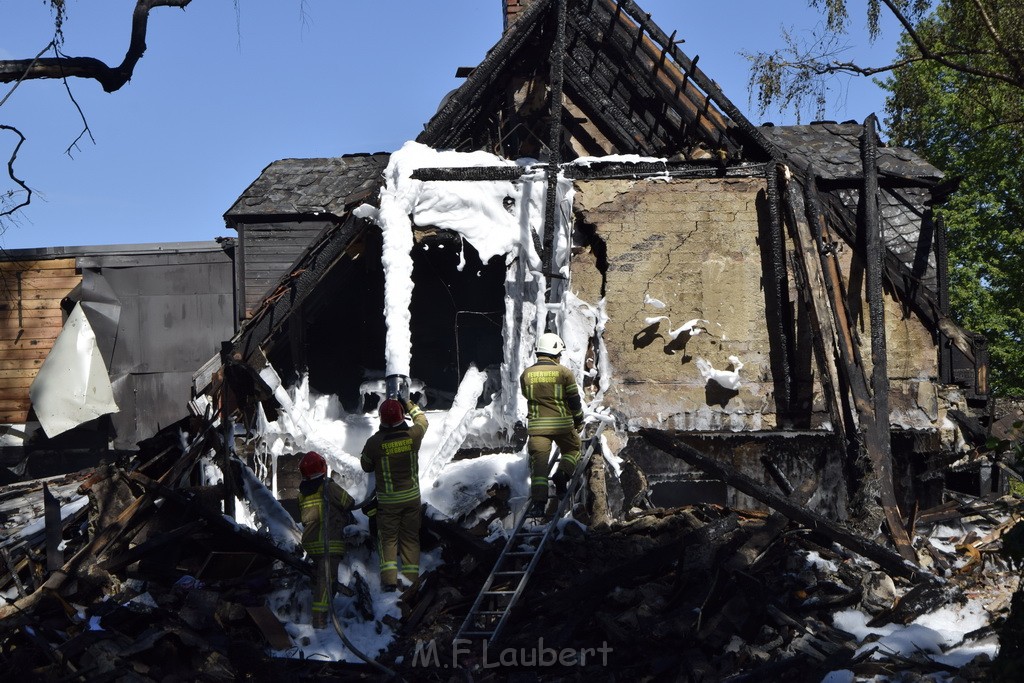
left=360, top=405, right=428, bottom=506
left=298, top=476, right=354, bottom=555
left=520, top=356, right=583, bottom=434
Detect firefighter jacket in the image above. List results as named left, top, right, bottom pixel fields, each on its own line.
left=298, top=476, right=355, bottom=556
left=360, top=403, right=428, bottom=507
left=520, top=355, right=584, bottom=435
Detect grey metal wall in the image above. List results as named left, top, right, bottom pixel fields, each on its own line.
left=77, top=248, right=235, bottom=450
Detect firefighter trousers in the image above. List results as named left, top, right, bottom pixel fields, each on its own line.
left=376, top=499, right=421, bottom=588
left=310, top=552, right=341, bottom=629
left=527, top=430, right=581, bottom=504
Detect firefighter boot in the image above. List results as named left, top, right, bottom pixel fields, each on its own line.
left=553, top=470, right=569, bottom=498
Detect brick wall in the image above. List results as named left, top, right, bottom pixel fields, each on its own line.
left=504, top=0, right=539, bottom=31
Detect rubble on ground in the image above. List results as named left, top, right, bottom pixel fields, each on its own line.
left=1, top=413, right=1022, bottom=681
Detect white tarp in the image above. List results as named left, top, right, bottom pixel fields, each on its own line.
left=29, top=303, right=119, bottom=438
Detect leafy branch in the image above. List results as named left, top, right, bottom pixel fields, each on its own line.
left=747, top=0, right=1024, bottom=119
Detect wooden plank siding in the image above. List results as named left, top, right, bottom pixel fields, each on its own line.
left=0, top=258, right=79, bottom=423
left=238, top=222, right=328, bottom=319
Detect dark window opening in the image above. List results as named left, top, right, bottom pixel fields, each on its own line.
left=276, top=228, right=507, bottom=413
left=408, top=231, right=507, bottom=409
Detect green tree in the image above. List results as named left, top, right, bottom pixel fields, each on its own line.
left=882, top=2, right=1024, bottom=395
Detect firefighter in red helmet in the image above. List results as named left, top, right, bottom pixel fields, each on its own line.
left=360, top=398, right=428, bottom=592
left=297, top=450, right=354, bottom=629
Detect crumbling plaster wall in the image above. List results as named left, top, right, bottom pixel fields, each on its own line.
left=571, top=176, right=781, bottom=432
left=570, top=176, right=946, bottom=436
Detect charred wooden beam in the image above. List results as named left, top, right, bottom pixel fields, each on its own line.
left=0, top=547, right=27, bottom=598
left=805, top=188, right=916, bottom=559
left=727, top=472, right=819, bottom=571
left=589, top=1, right=733, bottom=145
left=779, top=165, right=851, bottom=451
left=92, top=419, right=217, bottom=557
left=43, top=483, right=61, bottom=572
left=569, top=4, right=688, bottom=148
left=411, top=166, right=527, bottom=182
left=605, top=0, right=779, bottom=158
left=419, top=0, right=554, bottom=149
left=233, top=213, right=364, bottom=365
left=935, top=213, right=954, bottom=383
left=127, top=468, right=310, bottom=575
left=638, top=428, right=931, bottom=582
left=542, top=0, right=569, bottom=331
left=803, top=165, right=870, bottom=397
left=764, top=164, right=793, bottom=418
left=566, top=160, right=767, bottom=179
left=800, top=169, right=880, bottom=517
left=410, top=160, right=769, bottom=183
left=859, top=118, right=916, bottom=563
left=653, top=30, right=676, bottom=81
left=863, top=116, right=890, bottom=413
left=99, top=519, right=207, bottom=572
left=571, top=4, right=712, bottom=154
left=815, top=173, right=946, bottom=190
left=760, top=456, right=794, bottom=496
left=561, top=58, right=648, bottom=151
left=817, top=188, right=945, bottom=337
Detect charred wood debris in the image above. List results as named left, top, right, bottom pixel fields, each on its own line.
left=1, top=410, right=1023, bottom=681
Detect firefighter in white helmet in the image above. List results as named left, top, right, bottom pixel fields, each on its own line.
left=519, top=332, right=584, bottom=516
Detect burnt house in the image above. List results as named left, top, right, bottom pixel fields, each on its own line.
left=213, top=0, right=990, bottom=540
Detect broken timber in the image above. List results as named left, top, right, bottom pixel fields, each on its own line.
left=409, top=160, right=769, bottom=182
left=638, top=428, right=931, bottom=582
left=860, top=115, right=914, bottom=564
left=783, top=159, right=916, bottom=564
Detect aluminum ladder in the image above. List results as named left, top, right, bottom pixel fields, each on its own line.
left=455, top=422, right=606, bottom=643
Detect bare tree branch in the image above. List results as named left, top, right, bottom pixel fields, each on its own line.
left=0, top=42, right=55, bottom=110
left=0, top=125, right=31, bottom=217
left=879, top=0, right=1022, bottom=88
left=748, top=0, right=1024, bottom=118
left=0, top=0, right=194, bottom=93
left=53, top=45, right=96, bottom=158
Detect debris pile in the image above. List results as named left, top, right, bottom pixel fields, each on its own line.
left=1, top=415, right=1022, bottom=681
left=392, top=489, right=1017, bottom=681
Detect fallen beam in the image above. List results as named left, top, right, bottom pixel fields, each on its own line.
left=638, top=429, right=932, bottom=582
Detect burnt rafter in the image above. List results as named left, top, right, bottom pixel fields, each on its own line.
left=541, top=0, right=569, bottom=324
left=561, top=56, right=649, bottom=152
left=599, top=0, right=779, bottom=158
left=232, top=214, right=365, bottom=364
left=419, top=0, right=554, bottom=149
left=420, top=0, right=771, bottom=161
left=572, top=1, right=731, bottom=155
left=821, top=189, right=942, bottom=332
left=569, top=5, right=716, bottom=156
left=409, top=160, right=769, bottom=183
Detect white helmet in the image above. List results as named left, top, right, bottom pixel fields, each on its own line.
left=536, top=332, right=565, bottom=356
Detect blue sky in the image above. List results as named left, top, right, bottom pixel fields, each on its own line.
left=0, top=1, right=899, bottom=250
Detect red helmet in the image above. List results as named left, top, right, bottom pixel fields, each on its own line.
left=299, top=451, right=327, bottom=479
left=379, top=398, right=406, bottom=427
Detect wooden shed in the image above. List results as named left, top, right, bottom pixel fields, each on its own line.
left=0, top=255, right=80, bottom=425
